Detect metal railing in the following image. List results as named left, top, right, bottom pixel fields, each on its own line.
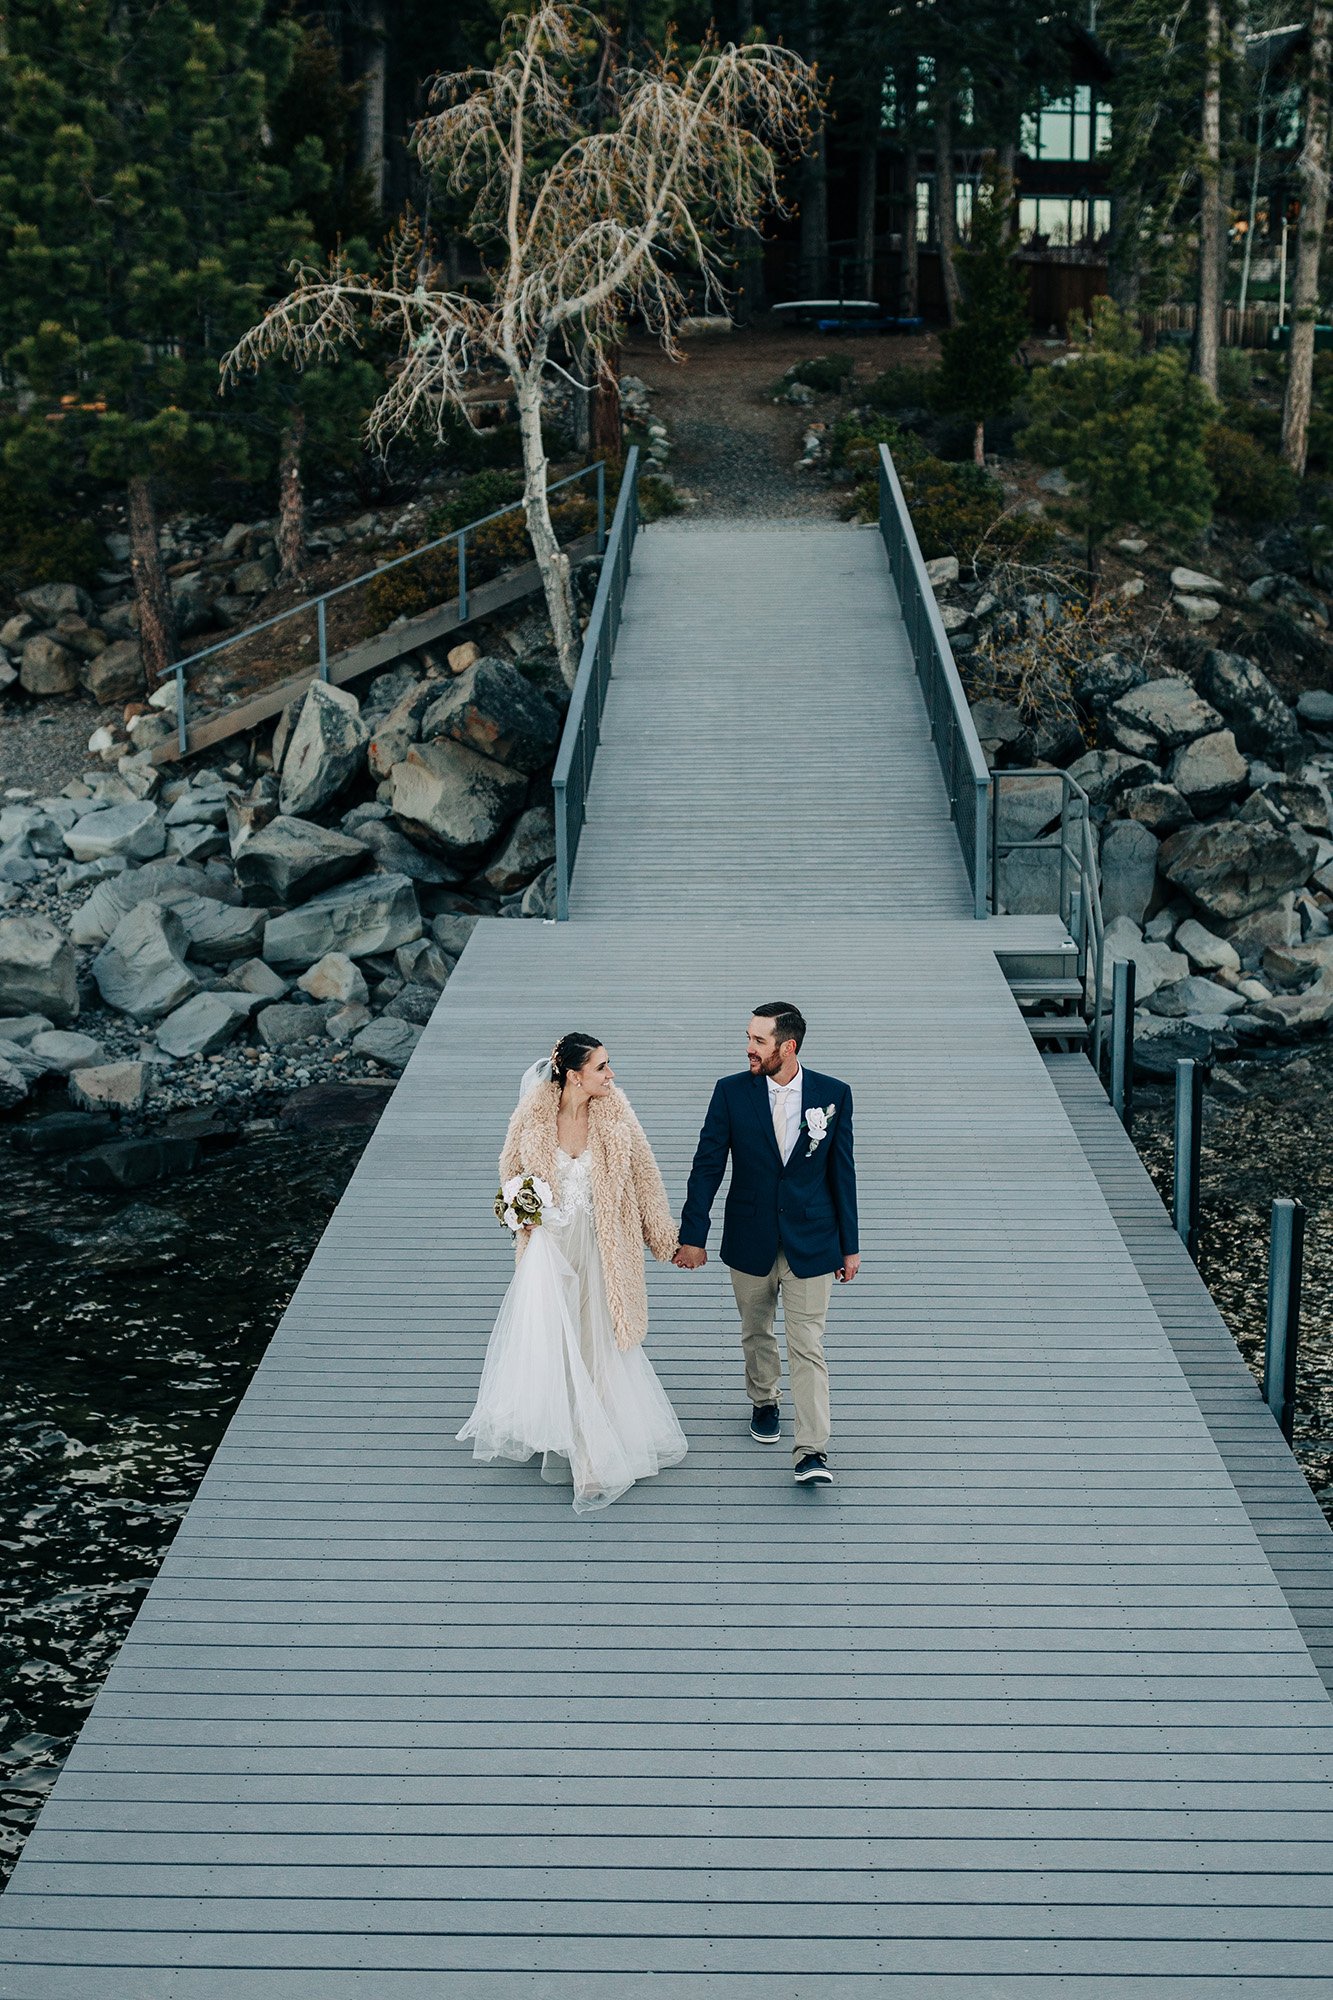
left=552, top=448, right=641, bottom=922
left=990, top=767, right=1107, bottom=1070
left=876, top=444, right=989, bottom=918
left=160, top=460, right=609, bottom=755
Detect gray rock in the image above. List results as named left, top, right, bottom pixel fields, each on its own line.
left=233, top=815, right=367, bottom=906
left=257, top=1001, right=328, bottom=1050
left=29, top=1030, right=105, bottom=1073
left=1168, top=729, right=1249, bottom=810
left=1120, top=782, right=1194, bottom=834
left=1170, top=565, right=1228, bottom=598
left=1176, top=918, right=1241, bottom=973
left=225, top=776, right=280, bottom=860
left=62, top=1136, right=200, bottom=1191
left=1173, top=594, right=1220, bottom=624
left=354, top=818, right=460, bottom=884
left=63, top=801, right=165, bottom=864
left=326, top=1000, right=373, bottom=1043
left=521, top=865, right=557, bottom=917
left=164, top=791, right=228, bottom=829
left=1258, top=777, right=1331, bottom=832
left=351, top=1016, right=422, bottom=1071
left=969, top=699, right=1026, bottom=752
left=298, top=952, right=369, bottom=1005
left=92, top=902, right=199, bottom=1021
left=155, top=991, right=255, bottom=1059
left=1160, top=819, right=1312, bottom=921
left=1101, top=711, right=1160, bottom=759
left=1223, top=896, right=1301, bottom=967
left=0, top=839, right=41, bottom=885
left=926, top=556, right=959, bottom=586
left=1108, top=678, right=1223, bottom=749
left=383, top=980, right=439, bottom=1026
left=1066, top=750, right=1159, bottom=809
left=419, top=657, right=559, bottom=775
left=171, top=897, right=267, bottom=966
left=279, top=682, right=370, bottom=818
left=1131, top=1013, right=1216, bottom=1075
left=219, top=957, right=289, bottom=1002
left=483, top=807, right=557, bottom=894
left=69, top=860, right=238, bottom=949
left=366, top=681, right=442, bottom=780
left=938, top=604, right=971, bottom=636
left=1100, top=918, right=1188, bottom=1000
left=167, top=822, right=228, bottom=864
left=1037, top=467, right=1072, bottom=496
left=0, top=1014, right=54, bottom=1045
left=262, top=872, right=422, bottom=972
left=395, top=939, right=452, bottom=990
left=0, top=917, right=78, bottom=1024
left=82, top=638, right=145, bottom=706
left=996, top=845, right=1064, bottom=914
left=1197, top=650, right=1301, bottom=758
left=430, top=912, right=478, bottom=958
left=0, top=1037, right=49, bottom=1084
left=390, top=740, right=527, bottom=862
left=231, top=557, right=274, bottom=595
left=1297, top=689, right=1333, bottom=726
left=1148, top=975, right=1246, bottom=1018
left=1099, top=819, right=1159, bottom=927
left=1072, top=652, right=1147, bottom=710
left=19, top=581, right=92, bottom=623
left=20, top=634, right=79, bottom=695
left=0, top=1057, right=28, bottom=1111
left=68, top=1061, right=148, bottom=1112
left=1252, top=968, right=1333, bottom=1029
left=10, top=1109, right=115, bottom=1154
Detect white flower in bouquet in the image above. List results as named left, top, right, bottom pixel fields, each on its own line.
left=496, top=1173, right=554, bottom=1233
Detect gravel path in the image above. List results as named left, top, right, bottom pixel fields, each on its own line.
left=623, top=320, right=937, bottom=520
left=0, top=697, right=105, bottom=801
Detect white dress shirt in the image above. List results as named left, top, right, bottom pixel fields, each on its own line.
left=767, top=1065, right=803, bottom=1164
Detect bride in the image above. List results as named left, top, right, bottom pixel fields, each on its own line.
left=457, top=1031, right=688, bottom=1513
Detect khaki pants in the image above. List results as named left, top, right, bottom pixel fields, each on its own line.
left=730, top=1253, right=834, bottom=1462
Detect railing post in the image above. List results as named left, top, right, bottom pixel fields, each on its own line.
left=974, top=779, right=988, bottom=921
left=1263, top=1198, right=1306, bottom=1441
left=457, top=531, right=468, bottom=622
left=596, top=460, right=606, bottom=554
left=554, top=777, right=570, bottom=922
left=175, top=664, right=187, bottom=757
left=1173, top=1057, right=1204, bottom=1261
left=989, top=771, right=1001, bottom=915
left=1109, top=957, right=1136, bottom=1131
left=317, top=598, right=329, bottom=682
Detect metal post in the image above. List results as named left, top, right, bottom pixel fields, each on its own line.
left=316, top=597, right=329, bottom=682
left=553, top=777, right=569, bottom=922
left=596, top=459, right=606, bottom=554
left=1264, top=1198, right=1306, bottom=1441
left=175, top=664, right=187, bottom=757
left=1173, top=1057, right=1204, bottom=1261
left=1109, top=957, right=1136, bottom=1131
left=457, top=532, right=468, bottom=621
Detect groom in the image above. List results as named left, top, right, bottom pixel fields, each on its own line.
left=674, top=1003, right=859, bottom=1486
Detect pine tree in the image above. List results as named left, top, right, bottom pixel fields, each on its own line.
left=0, top=1, right=327, bottom=680
left=933, top=167, right=1030, bottom=464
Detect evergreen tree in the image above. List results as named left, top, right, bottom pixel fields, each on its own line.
left=1019, top=297, right=1215, bottom=575
left=0, top=1, right=329, bottom=678
left=934, top=167, right=1030, bottom=463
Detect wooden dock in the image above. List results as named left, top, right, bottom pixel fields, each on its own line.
left=2, top=519, right=1331, bottom=1995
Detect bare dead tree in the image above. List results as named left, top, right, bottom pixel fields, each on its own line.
left=1282, top=0, right=1333, bottom=476
left=224, top=3, right=819, bottom=687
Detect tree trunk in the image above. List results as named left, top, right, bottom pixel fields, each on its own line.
left=901, top=143, right=920, bottom=317
left=1282, top=0, right=1333, bottom=475
left=359, top=0, right=388, bottom=214
left=589, top=350, right=621, bottom=458
left=276, top=406, right=307, bottom=588
left=799, top=121, right=829, bottom=295
left=514, top=363, right=581, bottom=689
left=935, top=95, right=963, bottom=326
left=855, top=78, right=883, bottom=296
left=1194, top=0, right=1224, bottom=393
left=127, top=474, right=176, bottom=687
left=973, top=419, right=986, bottom=466
left=1108, top=189, right=1142, bottom=309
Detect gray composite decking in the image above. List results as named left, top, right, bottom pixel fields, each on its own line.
left=2, top=522, right=1332, bottom=1995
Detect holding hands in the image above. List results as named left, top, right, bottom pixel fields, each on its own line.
left=673, top=1243, right=707, bottom=1270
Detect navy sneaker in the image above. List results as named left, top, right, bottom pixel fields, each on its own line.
left=749, top=1402, right=780, bottom=1443
left=794, top=1452, right=833, bottom=1485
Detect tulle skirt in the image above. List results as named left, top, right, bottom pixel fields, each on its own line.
left=457, top=1203, right=687, bottom=1514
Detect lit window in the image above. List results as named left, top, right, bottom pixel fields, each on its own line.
left=957, top=182, right=975, bottom=237
left=917, top=178, right=933, bottom=245
left=1030, top=89, right=1106, bottom=163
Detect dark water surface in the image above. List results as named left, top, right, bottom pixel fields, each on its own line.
left=0, top=1119, right=371, bottom=1879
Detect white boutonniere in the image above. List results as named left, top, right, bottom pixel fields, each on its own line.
left=804, top=1103, right=836, bottom=1157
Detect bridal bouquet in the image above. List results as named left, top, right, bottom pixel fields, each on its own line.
left=496, top=1173, right=553, bottom=1234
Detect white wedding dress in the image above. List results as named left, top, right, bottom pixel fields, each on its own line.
left=457, top=1147, right=688, bottom=1513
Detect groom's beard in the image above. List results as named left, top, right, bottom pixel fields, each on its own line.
left=749, top=1052, right=783, bottom=1078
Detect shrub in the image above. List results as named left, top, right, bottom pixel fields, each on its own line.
left=771, top=354, right=854, bottom=396
left=897, top=457, right=1012, bottom=559
left=1216, top=349, right=1254, bottom=402
left=638, top=474, right=682, bottom=521
left=361, top=492, right=594, bottom=629
left=864, top=364, right=940, bottom=413
left=829, top=410, right=928, bottom=475
left=428, top=468, right=524, bottom=536
left=1203, top=423, right=1298, bottom=525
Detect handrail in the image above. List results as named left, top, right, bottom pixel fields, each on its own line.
left=876, top=442, right=990, bottom=919
left=991, top=767, right=1106, bottom=1070
left=160, top=459, right=609, bottom=755
left=552, top=448, right=641, bottom=922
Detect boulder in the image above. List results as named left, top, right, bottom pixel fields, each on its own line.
left=1148, top=975, right=1246, bottom=1018
left=262, top=871, right=421, bottom=971
left=257, top=1000, right=329, bottom=1049
left=70, top=860, right=239, bottom=949
left=1066, top=749, right=1159, bottom=809
left=0, top=839, right=40, bottom=885
left=1160, top=820, right=1312, bottom=921
left=231, top=557, right=274, bottom=595
left=926, top=556, right=960, bottom=587
left=1072, top=652, right=1147, bottom=710
left=233, top=815, right=367, bottom=906
left=63, top=1136, right=200, bottom=1191
left=0, top=1014, right=54, bottom=1045
left=0, top=658, right=17, bottom=696
left=1261, top=937, right=1333, bottom=987
left=226, top=776, right=280, bottom=860
left=430, top=912, right=478, bottom=958
left=298, top=952, right=369, bottom=1005
left=1120, top=782, right=1194, bottom=834
left=19, top=581, right=92, bottom=623
left=447, top=639, right=483, bottom=674
left=1100, top=917, right=1188, bottom=1000
left=1099, top=819, right=1159, bottom=927
left=1297, top=689, right=1333, bottom=726
left=0, top=1057, right=28, bottom=1111
left=969, top=699, right=1025, bottom=755
left=1101, top=711, right=1159, bottom=759
left=155, top=990, right=255, bottom=1059
left=63, top=801, right=165, bottom=864
left=92, top=901, right=199, bottom=1021
left=164, top=789, right=228, bottom=829
left=29, top=1029, right=105, bottom=1073
left=1252, top=969, right=1333, bottom=1030
left=20, top=633, right=79, bottom=695
left=389, top=740, right=527, bottom=862
left=351, top=1016, right=422, bottom=1071
left=383, top=980, right=439, bottom=1026
left=220, top=957, right=289, bottom=1002
left=419, top=657, right=559, bottom=775
left=483, top=807, right=557, bottom=894
left=168, top=822, right=228, bottom=864
left=395, top=938, right=452, bottom=990
left=1176, top=918, right=1241, bottom=974
left=1132, top=1014, right=1217, bottom=1075
left=82, top=639, right=146, bottom=706
left=278, top=682, right=370, bottom=818
left=1258, top=777, right=1331, bottom=833
left=1170, top=565, right=1228, bottom=598
left=326, top=1000, right=373, bottom=1043
left=367, top=681, right=441, bottom=780
left=68, top=1061, right=148, bottom=1112
left=11, top=1110, right=116, bottom=1154
left=0, top=917, right=78, bottom=1024
left=1196, top=650, right=1302, bottom=758
left=1168, top=729, right=1249, bottom=811
left=996, top=844, right=1063, bottom=914
left=1174, top=594, right=1220, bottom=624
left=171, top=896, right=267, bottom=965
left=354, top=818, right=460, bottom=884
left=1222, top=896, right=1301, bottom=967
left=1108, top=678, right=1223, bottom=748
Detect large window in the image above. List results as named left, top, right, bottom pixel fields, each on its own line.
left=915, top=178, right=978, bottom=245
left=1021, top=85, right=1111, bottom=162
left=1018, top=195, right=1111, bottom=247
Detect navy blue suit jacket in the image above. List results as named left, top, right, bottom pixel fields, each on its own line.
left=680, top=1067, right=858, bottom=1279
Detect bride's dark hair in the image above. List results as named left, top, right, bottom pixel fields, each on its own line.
left=552, top=1032, right=603, bottom=1086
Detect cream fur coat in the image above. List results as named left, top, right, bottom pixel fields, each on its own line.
left=499, top=1081, right=679, bottom=1352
